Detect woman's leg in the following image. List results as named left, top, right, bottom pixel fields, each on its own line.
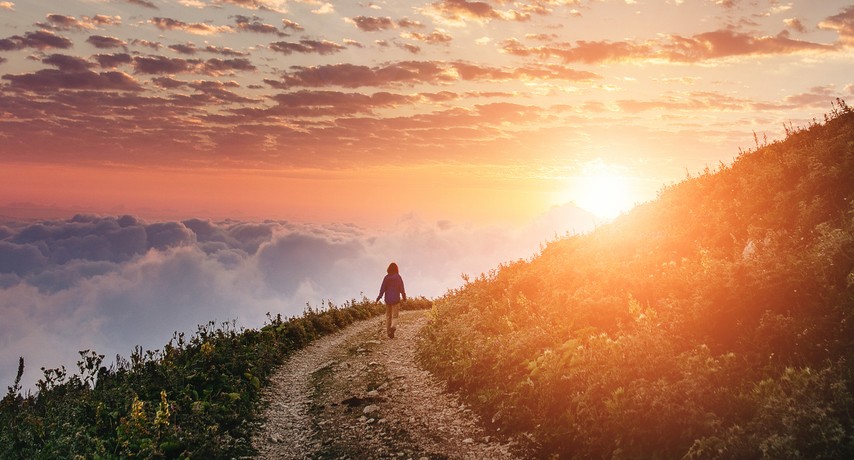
left=391, top=303, right=399, bottom=336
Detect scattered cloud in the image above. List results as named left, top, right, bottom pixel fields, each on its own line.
left=501, top=28, right=834, bottom=64
left=281, top=18, right=304, bottom=31
left=310, top=2, right=335, bottom=15
left=129, top=38, right=162, bottom=50
left=347, top=16, right=395, bottom=32
left=204, top=44, right=247, bottom=56
left=424, top=0, right=532, bottom=25
left=125, top=0, right=158, bottom=8
left=169, top=42, right=198, bottom=55
left=784, top=17, right=807, bottom=33
left=2, top=68, right=141, bottom=91
left=218, top=0, right=288, bottom=12
left=402, top=29, right=453, bottom=45
left=150, top=17, right=233, bottom=35
left=819, top=5, right=854, bottom=45
left=94, top=52, right=133, bottom=68
left=268, top=39, right=345, bottom=55
left=233, top=15, right=286, bottom=36
left=132, top=55, right=195, bottom=74
left=86, top=35, right=127, bottom=50
left=0, top=30, right=73, bottom=51
left=267, top=60, right=599, bottom=89
left=130, top=55, right=256, bottom=75
left=397, top=18, right=426, bottom=29
left=617, top=85, right=846, bottom=114
left=39, top=14, right=122, bottom=31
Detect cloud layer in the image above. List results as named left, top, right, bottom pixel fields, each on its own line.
left=0, top=206, right=595, bottom=390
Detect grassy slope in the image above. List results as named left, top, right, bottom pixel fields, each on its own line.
left=418, top=105, right=854, bottom=459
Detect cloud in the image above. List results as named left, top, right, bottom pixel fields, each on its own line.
left=616, top=91, right=751, bottom=114
left=0, top=241, right=49, bottom=276
left=819, top=5, right=854, bottom=46
left=0, top=30, right=73, bottom=51
left=93, top=52, right=133, bottom=68
left=131, top=55, right=255, bottom=75
left=40, top=14, right=122, bottom=31
left=217, top=0, right=287, bottom=12
left=398, top=42, right=421, bottom=54
left=424, top=0, right=531, bottom=25
left=150, top=17, right=233, bottom=35
left=86, top=35, right=127, bottom=50
left=42, top=53, right=93, bottom=72
left=129, top=38, right=162, bottom=50
left=268, top=39, right=345, bottom=55
left=661, top=29, right=833, bottom=61
left=397, top=18, right=426, bottom=29
left=784, top=17, right=807, bottom=34
left=125, top=0, right=158, bottom=8
left=402, top=30, right=453, bottom=45
left=347, top=16, right=395, bottom=32
left=267, top=60, right=599, bottom=89
left=0, top=210, right=595, bottom=390
left=132, top=55, right=195, bottom=74
left=201, top=57, right=256, bottom=75
left=310, top=2, right=334, bottom=15
left=203, top=45, right=247, bottom=56
left=500, top=27, right=835, bottom=64
left=281, top=18, right=304, bottom=31
left=2, top=68, right=142, bottom=91
left=169, top=42, right=198, bottom=55
left=235, top=89, right=416, bottom=118
left=616, top=86, right=846, bottom=114
left=233, top=15, right=286, bottom=36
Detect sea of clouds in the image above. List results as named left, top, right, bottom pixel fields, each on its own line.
left=0, top=205, right=596, bottom=390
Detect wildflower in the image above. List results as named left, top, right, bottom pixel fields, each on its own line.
left=155, top=390, right=170, bottom=427
left=130, top=396, right=146, bottom=423
left=201, top=341, right=215, bottom=357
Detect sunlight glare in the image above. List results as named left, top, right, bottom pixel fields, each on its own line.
left=570, top=162, right=636, bottom=219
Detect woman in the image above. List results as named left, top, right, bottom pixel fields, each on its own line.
left=376, top=262, right=406, bottom=338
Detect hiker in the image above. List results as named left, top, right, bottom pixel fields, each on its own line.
left=376, top=262, right=406, bottom=338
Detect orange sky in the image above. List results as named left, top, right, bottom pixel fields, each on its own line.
left=1, top=0, right=853, bottom=225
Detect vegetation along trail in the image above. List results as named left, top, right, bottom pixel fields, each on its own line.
left=253, top=310, right=531, bottom=459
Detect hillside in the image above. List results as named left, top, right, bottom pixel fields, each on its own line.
left=418, top=102, right=854, bottom=459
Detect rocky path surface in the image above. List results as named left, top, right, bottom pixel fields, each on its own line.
left=253, top=310, right=531, bottom=460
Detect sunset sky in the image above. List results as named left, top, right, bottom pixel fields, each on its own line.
left=1, top=1, right=854, bottom=388
left=1, top=0, right=851, bottom=224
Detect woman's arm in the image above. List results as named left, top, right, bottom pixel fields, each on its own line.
left=376, top=275, right=388, bottom=302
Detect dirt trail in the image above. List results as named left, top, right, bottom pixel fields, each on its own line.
left=253, top=310, right=530, bottom=460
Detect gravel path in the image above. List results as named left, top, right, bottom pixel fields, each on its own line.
left=253, top=310, right=530, bottom=459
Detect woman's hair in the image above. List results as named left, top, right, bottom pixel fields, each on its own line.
left=386, top=262, right=399, bottom=275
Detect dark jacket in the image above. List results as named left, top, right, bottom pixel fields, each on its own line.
left=378, top=273, right=406, bottom=305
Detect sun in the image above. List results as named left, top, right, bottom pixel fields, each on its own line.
left=563, top=162, right=636, bottom=219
